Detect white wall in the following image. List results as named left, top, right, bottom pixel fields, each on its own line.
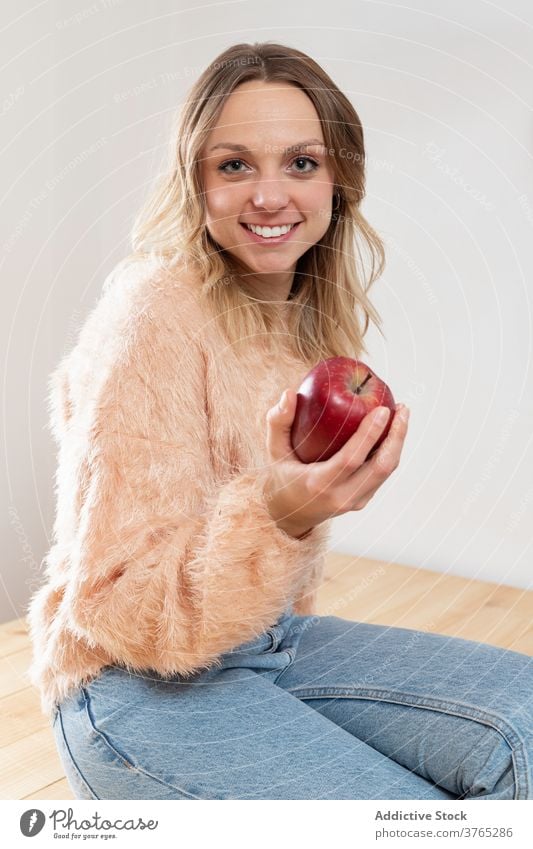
left=2, top=0, right=532, bottom=623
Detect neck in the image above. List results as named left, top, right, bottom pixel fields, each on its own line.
left=223, top=253, right=297, bottom=302
left=238, top=270, right=295, bottom=303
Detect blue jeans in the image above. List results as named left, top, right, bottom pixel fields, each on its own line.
left=52, top=608, right=533, bottom=800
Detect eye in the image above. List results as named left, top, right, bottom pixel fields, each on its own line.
left=217, top=158, right=249, bottom=174
left=291, top=156, right=319, bottom=173
left=216, top=155, right=320, bottom=175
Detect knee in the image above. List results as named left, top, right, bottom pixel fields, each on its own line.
left=461, top=727, right=530, bottom=800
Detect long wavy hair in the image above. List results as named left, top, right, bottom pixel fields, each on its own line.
left=121, top=41, right=386, bottom=363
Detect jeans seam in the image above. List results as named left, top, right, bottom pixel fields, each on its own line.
left=56, top=705, right=100, bottom=800
left=273, top=648, right=296, bottom=683
left=286, top=686, right=529, bottom=800
left=81, top=688, right=203, bottom=800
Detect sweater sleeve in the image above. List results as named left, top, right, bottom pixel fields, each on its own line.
left=60, top=289, right=330, bottom=675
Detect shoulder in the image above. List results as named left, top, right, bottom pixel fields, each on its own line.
left=48, top=257, right=212, bottom=441
left=105, top=255, right=204, bottom=329
left=66, top=256, right=207, bottom=366
left=47, top=257, right=209, bottom=431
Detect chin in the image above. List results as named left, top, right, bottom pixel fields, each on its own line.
left=236, top=251, right=297, bottom=270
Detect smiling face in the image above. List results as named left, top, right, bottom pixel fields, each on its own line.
left=198, top=80, right=336, bottom=300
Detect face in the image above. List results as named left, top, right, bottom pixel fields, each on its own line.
left=198, top=80, right=336, bottom=300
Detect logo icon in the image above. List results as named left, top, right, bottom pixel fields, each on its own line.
left=20, top=809, right=46, bottom=837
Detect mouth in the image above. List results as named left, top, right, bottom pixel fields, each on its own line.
left=240, top=221, right=301, bottom=244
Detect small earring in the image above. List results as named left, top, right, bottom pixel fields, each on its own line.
left=332, top=191, right=341, bottom=210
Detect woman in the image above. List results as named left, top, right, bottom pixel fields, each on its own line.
left=27, top=42, right=532, bottom=800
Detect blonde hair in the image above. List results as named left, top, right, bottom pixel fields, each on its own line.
left=124, top=41, right=386, bottom=363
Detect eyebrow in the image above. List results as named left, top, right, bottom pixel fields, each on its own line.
left=209, top=138, right=326, bottom=153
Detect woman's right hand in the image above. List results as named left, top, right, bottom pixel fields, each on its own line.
left=264, top=388, right=411, bottom=539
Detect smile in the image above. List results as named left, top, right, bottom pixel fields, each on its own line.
left=240, top=222, right=301, bottom=244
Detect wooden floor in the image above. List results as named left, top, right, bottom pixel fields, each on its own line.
left=1, top=552, right=532, bottom=800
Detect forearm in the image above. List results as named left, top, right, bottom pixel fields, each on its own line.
left=263, top=472, right=317, bottom=540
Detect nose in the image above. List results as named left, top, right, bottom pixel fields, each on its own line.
left=250, top=177, right=290, bottom=213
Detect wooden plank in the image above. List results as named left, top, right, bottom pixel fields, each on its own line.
left=23, top=778, right=75, bottom=800
left=445, top=608, right=532, bottom=654
left=0, top=727, right=65, bottom=799
left=1, top=686, right=50, bottom=747
left=0, top=647, right=33, bottom=698
left=0, top=616, right=30, bottom=658
left=318, top=555, right=533, bottom=655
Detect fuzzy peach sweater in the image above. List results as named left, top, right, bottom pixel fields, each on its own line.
left=26, top=259, right=331, bottom=721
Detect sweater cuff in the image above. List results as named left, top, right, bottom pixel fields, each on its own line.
left=206, top=466, right=331, bottom=563
left=250, top=467, right=330, bottom=553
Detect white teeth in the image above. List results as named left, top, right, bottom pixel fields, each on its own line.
left=245, top=223, right=295, bottom=238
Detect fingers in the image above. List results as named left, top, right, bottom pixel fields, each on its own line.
left=369, top=403, right=410, bottom=474
left=266, top=389, right=296, bottom=462
left=308, top=404, right=410, bottom=501
left=331, top=406, right=394, bottom=477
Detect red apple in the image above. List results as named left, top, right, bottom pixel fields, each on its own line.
left=290, top=357, right=396, bottom=463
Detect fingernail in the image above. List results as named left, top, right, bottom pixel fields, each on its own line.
left=399, top=406, right=410, bottom=421
left=279, top=390, right=288, bottom=412
left=374, top=407, right=389, bottom=424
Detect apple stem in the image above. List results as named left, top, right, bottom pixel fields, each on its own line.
left=356, top=372, right=372, bottom=393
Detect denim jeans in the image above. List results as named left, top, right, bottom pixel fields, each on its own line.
left=52, top=608, right=533, bottom=800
